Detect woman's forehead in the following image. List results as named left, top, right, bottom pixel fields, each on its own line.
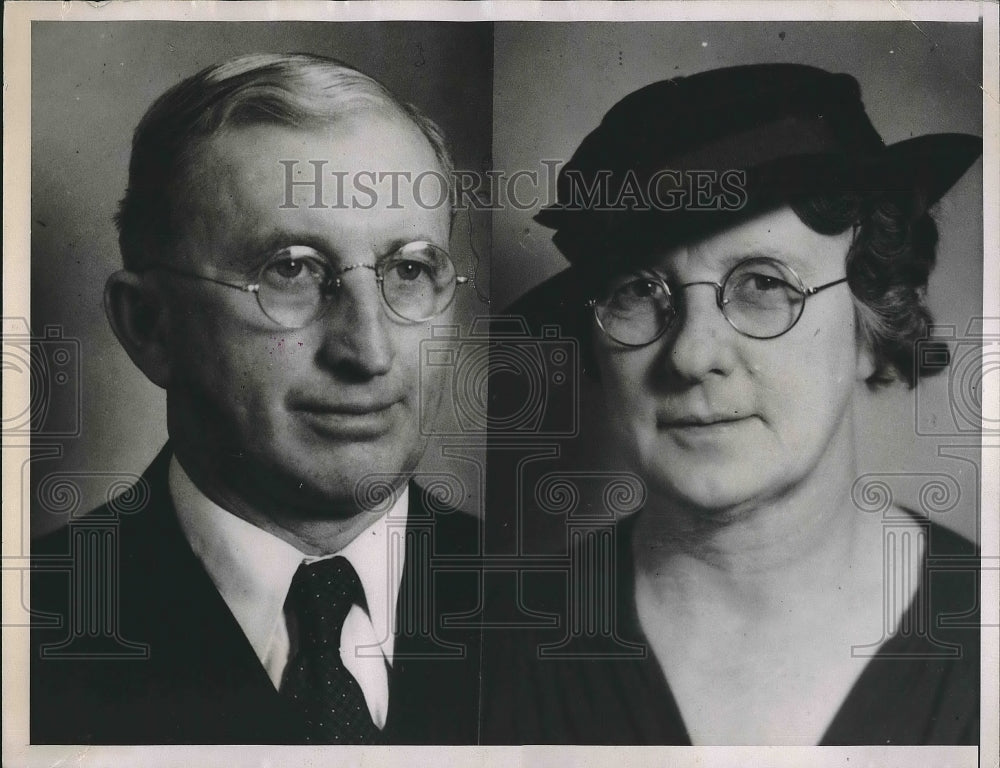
left=645, top=206, right=850, bottom=277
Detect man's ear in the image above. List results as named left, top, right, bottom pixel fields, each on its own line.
left=104, top=270, right=172, bottom=389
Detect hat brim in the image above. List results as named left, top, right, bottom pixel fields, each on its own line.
left=749, top=133, right=982, bottom=201
left=534, top=132, right=982, bottom=234
left=513, top=132, right=981, bottom=332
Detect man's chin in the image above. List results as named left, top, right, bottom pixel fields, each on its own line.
left=288, top=444, right=423, bottom=511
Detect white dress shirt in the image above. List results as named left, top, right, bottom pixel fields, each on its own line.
left=169, top=456, right=407, bottom=729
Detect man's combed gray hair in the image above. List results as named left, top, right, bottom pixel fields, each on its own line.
left=116, top=52, right=455, bottom=270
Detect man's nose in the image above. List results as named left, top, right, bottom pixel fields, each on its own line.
left=660, top=282, right=736, bottom=383
left=315, top=269, right=394, bottom=379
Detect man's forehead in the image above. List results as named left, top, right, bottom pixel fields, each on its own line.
left=202, top=110, right=440, bottom=172
left=177, top=110, right=440, bottom=208
left=177, top=113, right=445, bottom=217
left=168, top=112, right=451, bottom=269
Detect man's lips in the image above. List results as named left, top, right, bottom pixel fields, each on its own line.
left=296, top=401, right=398, bottom=415
left=291, top=397, right=403, bottom=437
left=290, top=390, right=404, bottom=413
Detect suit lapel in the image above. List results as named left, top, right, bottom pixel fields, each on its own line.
left=111, top=448, right=301, bottom=742
left=384, top=482, right=482, bottom=744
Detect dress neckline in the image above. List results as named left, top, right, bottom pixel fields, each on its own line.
left=614, top=507, right=944, bottom=746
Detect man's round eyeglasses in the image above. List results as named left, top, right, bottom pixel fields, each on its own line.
left=144, top=241, right=468, bottom=329
left=587, top=256, right=849, bottom=347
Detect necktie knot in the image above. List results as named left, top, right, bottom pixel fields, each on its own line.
left=286, top=556, right=366, bottom=653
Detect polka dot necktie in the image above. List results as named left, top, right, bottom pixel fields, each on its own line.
left=280, top=556, right=384, bottom=744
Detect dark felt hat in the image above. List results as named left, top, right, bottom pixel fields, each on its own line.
left=534, top=64, right=981, bottom=272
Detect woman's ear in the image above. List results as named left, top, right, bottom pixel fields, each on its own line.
left=104, top=270, right=172, bottom=389
left=851, top=298, right=881, bottom=385
left=855, top=333, right=878, bottom=384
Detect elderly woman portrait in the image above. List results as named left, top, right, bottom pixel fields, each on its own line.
left=484, top=55, right=982, bottom=745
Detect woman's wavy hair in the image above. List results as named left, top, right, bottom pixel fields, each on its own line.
left=790, top=191, right=945, bottom=388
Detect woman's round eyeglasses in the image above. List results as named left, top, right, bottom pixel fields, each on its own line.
left=587, top=256, right=848, bottom=346
left=145, top=241, right=468, bottom=328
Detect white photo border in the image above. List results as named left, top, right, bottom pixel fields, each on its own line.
left=4, top=2, right=997, bottom=767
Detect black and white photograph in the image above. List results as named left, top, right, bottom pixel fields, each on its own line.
left=3, top=2, right=996, bottom=766
left=20, top=17, right=492, bottom=748
left=483, top=18, right=988, bottom=749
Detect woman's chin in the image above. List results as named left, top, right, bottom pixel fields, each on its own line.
left=644, top=463, right=783, bottom=517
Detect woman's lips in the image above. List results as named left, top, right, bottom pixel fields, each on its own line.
left=658, top=414, right=748, bottom=427
left=657, top=413, right=758, bottom=443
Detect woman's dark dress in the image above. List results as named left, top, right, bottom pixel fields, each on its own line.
left=482, top=510, right=980, bottom=745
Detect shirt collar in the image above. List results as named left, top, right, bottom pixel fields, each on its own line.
left=168, top=455, right=407, bottom=666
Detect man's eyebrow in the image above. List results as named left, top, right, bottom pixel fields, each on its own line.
left=233, top=232, right=448, bottom=268
left=249, top=231, right=335, bottom=260
left=378, top=236, right=446, bottom=257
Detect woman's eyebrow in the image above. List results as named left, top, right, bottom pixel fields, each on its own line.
left=721, top=248, right=812, bottom=273
left=651, top=249, right=783, bottom=277
left=725, top=247, right=786, bottom=262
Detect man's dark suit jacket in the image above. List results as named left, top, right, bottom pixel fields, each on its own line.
left=30, top=448, right=483, bottom=744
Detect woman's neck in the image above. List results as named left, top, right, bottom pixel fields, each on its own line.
left=631, top=439, right=873, bottom=618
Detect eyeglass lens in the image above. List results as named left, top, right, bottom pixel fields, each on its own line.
left=257, top=243, right=458, bottom=328
left=722, top=259, right=805, bottom=339
left=595, top=257, right=808, bottom=345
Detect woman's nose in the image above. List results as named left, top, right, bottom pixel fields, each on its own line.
left=660, top=282, right=736, bottom=383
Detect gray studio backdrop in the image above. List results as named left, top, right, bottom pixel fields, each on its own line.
left=30, top=22, right=493, bottom=535
left=492, top=21, right=984, bottom=542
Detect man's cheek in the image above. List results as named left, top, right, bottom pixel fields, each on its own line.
left=404, top=367, right=442, bottom=444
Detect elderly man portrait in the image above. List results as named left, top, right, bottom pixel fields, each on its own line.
left=29, top=36, right=488, bottom=745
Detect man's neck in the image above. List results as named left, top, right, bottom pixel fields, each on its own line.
left=171, top=448, right=399, bottom=556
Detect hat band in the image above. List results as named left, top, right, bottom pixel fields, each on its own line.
left=644, top=113, right=883, bottom=175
